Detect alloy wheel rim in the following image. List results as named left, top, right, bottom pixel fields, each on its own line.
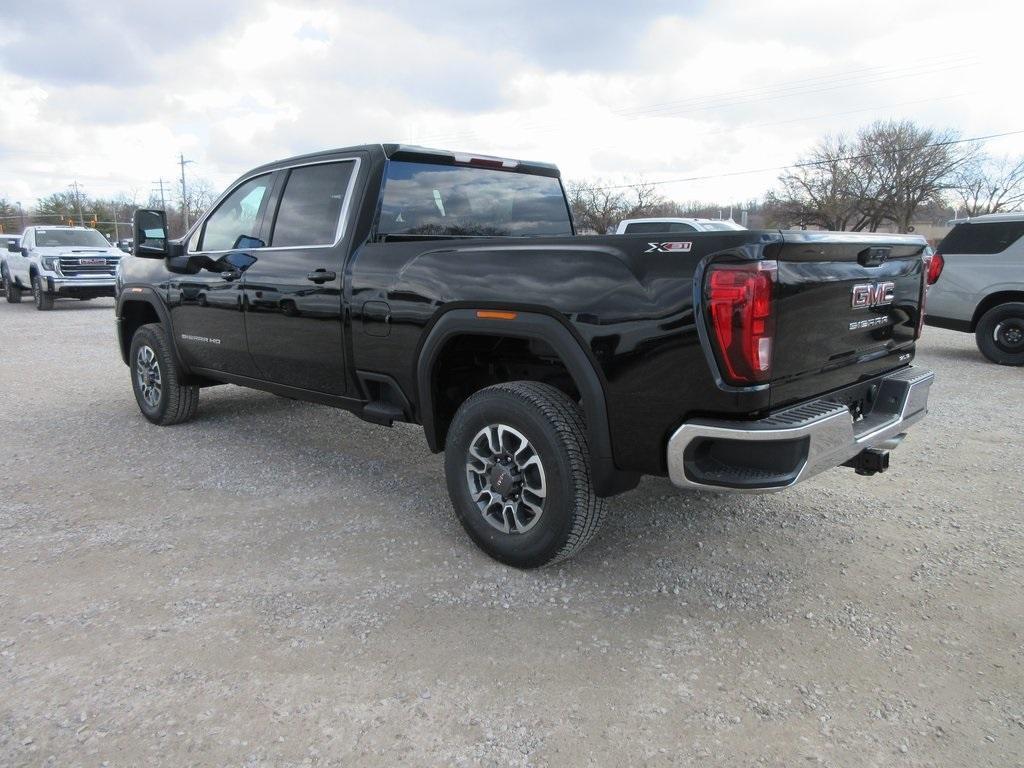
left=135, top=346, right=162, bottom=408
left=465, top=423, right=547, bottom=534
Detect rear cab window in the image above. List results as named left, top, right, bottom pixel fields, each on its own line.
left=624, top=222, right=697, bottom=234
left=377, top=161, right=572, bottom=239
left=938, top=221, right=1024, bottom=255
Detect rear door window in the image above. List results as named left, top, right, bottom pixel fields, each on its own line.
left=938, top=221, right=1024, bottom=254
left=270, top=161, right=356, bottom=247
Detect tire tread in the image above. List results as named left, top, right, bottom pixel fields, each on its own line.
left=459, top=381, right=607, bottom=566
left=132, top=323, right=199, bottom=425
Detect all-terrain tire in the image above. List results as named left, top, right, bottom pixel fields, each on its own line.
left=129, top=323, right=200, bottom=425
left=32, top=275, right=54, bottom=311
left=444, top=381, right=607, bottom=568
left=975, top=302, right=1024, bottom=366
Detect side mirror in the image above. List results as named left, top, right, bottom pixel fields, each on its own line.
left=133, top=209, right=169, bottom=258
left=6, top=240, right=19, bottom=253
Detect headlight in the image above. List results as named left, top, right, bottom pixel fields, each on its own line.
left=40, top=256, right=60, bottom=271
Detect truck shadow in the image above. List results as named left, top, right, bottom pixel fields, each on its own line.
left=164, top=385, right=822, bottom=616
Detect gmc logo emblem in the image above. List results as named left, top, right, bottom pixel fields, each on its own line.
left=851, top=281, right=895, bottom=309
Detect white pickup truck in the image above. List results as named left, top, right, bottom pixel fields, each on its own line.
left=3, top=225, right=122, bottom=310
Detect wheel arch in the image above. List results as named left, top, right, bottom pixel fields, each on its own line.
left=971, top=290, right=1024, bottom=330
left=116, top=288, right=175, bottom=367
left=416, top=308, right=639, bottom=497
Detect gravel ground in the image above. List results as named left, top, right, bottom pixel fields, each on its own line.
left=0, top=297, right=1021, bottom=767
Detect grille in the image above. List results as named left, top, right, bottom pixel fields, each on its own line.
left=58, top=256, right=119, bottom=277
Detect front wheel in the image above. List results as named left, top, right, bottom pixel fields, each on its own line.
left=129, top=323, right=200, bottom=425
left=32, top=275, right=53, bottom=311
left=3, top=266, right=22, bottom=303
left=976, top=302, right=1024, bottom=366
left=444, top=381, right=607, bottom=568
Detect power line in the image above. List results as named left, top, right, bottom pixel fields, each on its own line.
left=413, top=53, right=980, bottom=146
left=593, top=128, right=1024, bottom=191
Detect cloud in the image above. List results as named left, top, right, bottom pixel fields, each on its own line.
left=0, top=0, right=249, bottom=86
left=0, top=0, right=1020, bottom=208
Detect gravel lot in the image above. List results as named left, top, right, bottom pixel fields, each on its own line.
left=0, top=297, right=1021, bottom=767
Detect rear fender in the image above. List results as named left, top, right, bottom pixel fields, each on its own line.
left=416, top=308, right=639, bottom=497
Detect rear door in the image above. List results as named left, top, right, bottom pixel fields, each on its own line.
left=769, top=232, right=927, bottom=406
left=242, top=158, right=359, bottom=395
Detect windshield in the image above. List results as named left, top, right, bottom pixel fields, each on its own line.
left=34, top=229, right=110, bottom=248
left=378, top=161, right=572, bottom=238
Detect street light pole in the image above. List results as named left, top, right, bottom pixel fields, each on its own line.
left=16, top=201, right=24, bottom=231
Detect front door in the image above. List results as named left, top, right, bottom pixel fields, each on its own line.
left=168, top=173, right=274, bottom=377
left=242, top=159, right=358, bottom=395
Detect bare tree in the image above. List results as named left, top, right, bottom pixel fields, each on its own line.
left=766, top=134, right=867, bottom=230
left=949, top=154, right=1024, bottom=216
left=768, top=120, right=974, bottom=232
left=565, top=179, right=627, bottom=234
left=857, top=120, right=974, bottom=232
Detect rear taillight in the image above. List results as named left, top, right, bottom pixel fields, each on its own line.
left=706, top=261, right=776, bottom=385
left=927, top=251, right=944, bottom=285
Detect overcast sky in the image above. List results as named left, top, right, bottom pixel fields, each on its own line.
left=1, top=0, right=1021, bottom=209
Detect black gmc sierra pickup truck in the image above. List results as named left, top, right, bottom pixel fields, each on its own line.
left=117, top=143, right=934, bottom=567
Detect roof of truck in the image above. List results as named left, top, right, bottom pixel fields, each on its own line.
left=948, top=211, right=1024, bottom=224
left=247, top=144, right=561, bottom=178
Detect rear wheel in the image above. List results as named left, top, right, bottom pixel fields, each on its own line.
left=444, top=381, right=607, bottom=568
left=976, top=302, right=1024, bottom=366
left=2, top=266, right=21, bottom=303
left=32, top=275, right=53, bottom=311
left=129, top=323, right=200, bottom=425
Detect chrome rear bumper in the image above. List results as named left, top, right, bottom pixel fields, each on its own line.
left=666, top=366, right=934, bottom=492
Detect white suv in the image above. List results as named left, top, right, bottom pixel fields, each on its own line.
left=3, top=226, right=121, bottom=310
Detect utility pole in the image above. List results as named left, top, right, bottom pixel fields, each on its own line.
left=152, top=178, right=170, bottom=211
left=69, top=181, right=85, bottom=226
left=16, top=201, right=24, bottom=231
left=178, top=152, right=194, bottom=229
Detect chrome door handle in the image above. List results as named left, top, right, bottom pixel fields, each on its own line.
left=306, top=269, right=336, bottom=284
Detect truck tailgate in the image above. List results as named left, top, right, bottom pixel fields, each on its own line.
left=769, top=232, right=928, bottom=408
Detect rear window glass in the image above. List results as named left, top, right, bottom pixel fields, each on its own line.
left=271, top=161, right=355, bottom=247
left=378, top=161, right=572, bottom=238
left=938, top=221, right=1024, bottom=255
left=624, top=222, right=696, bottom=234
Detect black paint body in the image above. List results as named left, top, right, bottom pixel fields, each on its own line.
left=118, top=144, right=927, bottom=488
